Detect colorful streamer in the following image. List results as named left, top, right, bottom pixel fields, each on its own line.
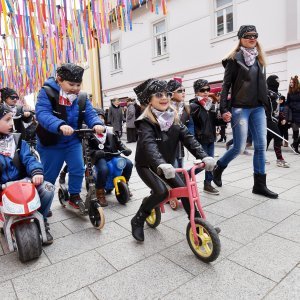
left=0, top=0, right=167, bottom=97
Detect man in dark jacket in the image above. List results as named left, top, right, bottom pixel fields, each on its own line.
left=107, top=98, right=124, bottom=138
left=190, top=79, right=219, bottom=195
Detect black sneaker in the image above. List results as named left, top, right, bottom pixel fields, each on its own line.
left=204, top=183, right=219, bottom=195
left=47, top=210, right=52, bottom=218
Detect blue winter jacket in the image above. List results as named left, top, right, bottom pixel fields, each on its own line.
left=0, top=138, right=43, bottom=184
left=35, top=77, right=103, bottom=148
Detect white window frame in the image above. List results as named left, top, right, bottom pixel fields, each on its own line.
left=111, top=40, right=122, bottom=73
left=214, top=0, right=234, bottom=37
left=152, top=19, right=169, bottom=61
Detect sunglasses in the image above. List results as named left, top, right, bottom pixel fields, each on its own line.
left=175, top=89, right=185, bottom=93
left=242, top=33, right=258, bottom=40
left=9, top=96, right=19, bottom=100
left=151, top=92, right=173, bottom=99
left=199, top=87, right=210, bottom=93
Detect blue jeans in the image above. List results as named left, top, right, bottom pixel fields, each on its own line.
left=94, top=157, right=133, bottom=189
left=218, top=106, right=266, bottom=174
left=195, top=142, right=214, bottom=183
left=38, top=142, right=85, bottom=194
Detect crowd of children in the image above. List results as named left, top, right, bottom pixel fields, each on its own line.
left=1, top=25, right=299, bottom=248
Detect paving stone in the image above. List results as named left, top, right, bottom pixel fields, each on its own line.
left=160, top=234, right=241, bottom=276
left=264, top=267, right=300, bottom=299
left=97, top=224, right=184, bottom=270
left=89, top=254, right=193, bottom=299
left=205, top=196, right=260, bottom=218
left=229, top=233, right=300, bottom=282
left=201, top=184, right=245, bottom=201
left=279, top=185, right=300, bottom=204
left=268, top=214, right=300, bottom=243
left=110, top=198, right=144, bottom=216
left=43, top=222, right=130, bottom=263
left=163, top=259, right=275, bottom=300
left=218, top=213, right=275, bottom=244
left=49, top=222, right=72, bottom=240
left=269, top=177, right=299, bottom=189
left=236, top=189, right=275, bottom=202
left=0, top=242, right=3, bottom=256
left=12, top=250, right=116, bottom=299
left=61, top=287, right=97, bottom=300
left=0, top=252, right=50, bottom=282
left=245, top=199, right=300, bottom=223
left=47, top=207, right=77, bottom=224
left=62, top=208, right=124, bottom=233
left=0, top=281, right=17, bottom=299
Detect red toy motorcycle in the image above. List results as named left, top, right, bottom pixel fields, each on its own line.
left=0, top=180, right=47, bottom=262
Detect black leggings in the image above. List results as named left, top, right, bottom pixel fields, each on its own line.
left=136, top=166, right=191, bottom=215
left=267, top=119, right=283, bottom=160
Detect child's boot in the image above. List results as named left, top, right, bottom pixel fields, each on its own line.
left=131, top=205, right=150, bottom=242
left=96, top=188, right=108, bottom=207
left=43, top=222, right=53, bottom=245
left=69, top=194, right=84, bottom=209
left=212, top=162, right=227, bottom=187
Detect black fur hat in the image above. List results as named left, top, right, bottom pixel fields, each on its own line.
left=193, top=79, right=209, bottom=93
left=237, top=25, right=257, bottom=39
left=167, top=79, right=182, bottom=92
left=0, top=103, right=12, bottom=119
left=134, top=79, right=168, bottom=105
left=56, top=63, right=84, bottom=83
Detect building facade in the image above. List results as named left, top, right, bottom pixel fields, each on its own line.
left=94, top=0, right=300, bottom=108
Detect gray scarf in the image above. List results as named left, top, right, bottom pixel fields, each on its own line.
left=151, top=107, right=175, bottom=132
left=240, top=46, right=258, bottom=66
left=171, top=101, right=185, bottom=118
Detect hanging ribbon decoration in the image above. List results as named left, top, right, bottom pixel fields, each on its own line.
left=0, top=0, right=167, bottom=97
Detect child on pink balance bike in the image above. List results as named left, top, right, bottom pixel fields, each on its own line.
left=131, top=79, right=221, bottom=262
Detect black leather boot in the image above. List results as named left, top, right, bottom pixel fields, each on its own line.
left=252, top=173, right=278, bottom=199
left=212, top=162, right=227, bottom=187
left=131, top=206, right=150, bottom=242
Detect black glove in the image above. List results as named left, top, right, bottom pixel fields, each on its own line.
left=94, top=150, right=105, bottom=161
left=123, top=148, right=132, bottom=156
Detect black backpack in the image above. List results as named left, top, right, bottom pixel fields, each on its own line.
left=36, top=85, right=87, bottom=146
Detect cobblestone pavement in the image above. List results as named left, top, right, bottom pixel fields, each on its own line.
left=1, top=139, right=300, bottom=299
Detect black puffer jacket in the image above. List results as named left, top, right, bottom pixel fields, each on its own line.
left=220, top=50, right=269, bottom=115
left=266, top=90, right=280, bottom=122
left=176, top=107, right=191, bottom=159
left=135, top=117, right=208, bottom=170
left=286, top=92, right=300, bottom=124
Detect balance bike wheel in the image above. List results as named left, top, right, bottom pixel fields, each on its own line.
left=169, top=198, right=179, bottom=210
left=146, top=207, right=161, bottom=228
left=58, top=187, right=69, bottom=207
left=186, top=218, right=221, bottom=263
left=115, top=181, right=130, bottom=205
left=15, top=222, right=42, bottom=263
left=89, top=202, right=105, bottom=230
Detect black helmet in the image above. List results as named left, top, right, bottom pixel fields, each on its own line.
left=56, top=63, right=84, bottom=83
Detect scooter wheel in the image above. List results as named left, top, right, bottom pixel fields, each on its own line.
left=186, top=218, right=221, bottom=263
left=58, top=187, right=69, bottom=207
left=145, top=207, right=161, bottom=228
left=15, top=222, right=42, bottom=263
left=89, top=202, right=105, bottom=230
left=115, top=181, right=130, bottom=205
left=169, top=198, right=179, bottom=210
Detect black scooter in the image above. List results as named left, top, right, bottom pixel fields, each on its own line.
left=58, top=129, right=105, bottom=229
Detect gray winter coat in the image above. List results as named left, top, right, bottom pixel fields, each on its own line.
left=108, top=104, right=123, bottom=132
left=126, top=103, right=136, bottom=128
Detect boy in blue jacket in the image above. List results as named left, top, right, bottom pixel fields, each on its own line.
left=0, top=104, right=54, bottom=244
left=35, top=63, right=105, bottom=209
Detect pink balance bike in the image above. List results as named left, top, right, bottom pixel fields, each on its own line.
left=145, top=161, right=221, bottom=262
left=0, top=180, right=47, bottom=262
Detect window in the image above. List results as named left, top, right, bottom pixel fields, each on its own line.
left=111, top=41, right=121, bottom=71
left=153, top=20, right=168, bottom=57
left=215, top=0, right=233, bottom=36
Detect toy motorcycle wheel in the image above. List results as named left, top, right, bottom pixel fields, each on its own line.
left=89, top=202, right=105, bottom=230
left=186, top=218, right=221, bottom=263
left=146, top=207, right=161, bottom=228
left=58, top=187, right=69, bottom=207
left=15, top=222, right=42, bottom=263
left=169, top=198, right=179, bottom=210
left=115, top=181, right=130, bottom=205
